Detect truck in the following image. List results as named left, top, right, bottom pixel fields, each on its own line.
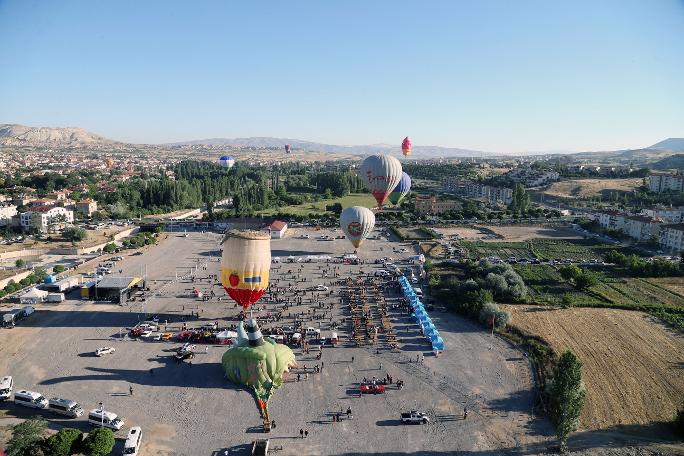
left=45, top=276, right=80, bottom=293
left=400, top=411, right=429, bottom=424
left=2, top=309, right=25, bottom=327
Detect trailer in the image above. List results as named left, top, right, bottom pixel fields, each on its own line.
left=2, top=309, right=25, bottom=327
left=44, top=276, right=80, bottom=293
left=47, top=293, right=65, bottom=303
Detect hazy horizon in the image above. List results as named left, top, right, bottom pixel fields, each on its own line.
left=1, top=0, right=683, bottom=153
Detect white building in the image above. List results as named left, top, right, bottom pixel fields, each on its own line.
left=648, top=173, right=684, bottom=193
left=641, top=207, right=684, bottom=223
left=597, top=210, right=627, bottom=231
left=624, top=215, right=662, bottom=242
left=0, top=204, right=18, bottom=226
left=659, top=224, right=684, bottom=254
left=262, top=220, right=288, bottom=239
left=20, top=206, right=74, bottom=233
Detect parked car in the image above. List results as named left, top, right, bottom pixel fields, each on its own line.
left=401, top=410, right=429, bottom=424
left=95, top=347, right=116, bottom=357
left=360, top=383, right=385, bottom=394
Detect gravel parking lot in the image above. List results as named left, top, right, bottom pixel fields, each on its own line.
left=0, top=228, right=545, bottom=455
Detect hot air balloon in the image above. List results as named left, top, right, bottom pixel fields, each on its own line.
left=402, top=137, right=412, bottom=157
left=219, top=155, right=235, bottom=169
left=284, top=144, right=291, bottom=154
left=359, top=155, right=403, bottom=207
left=388, top=172, right=411, bottom=206
left=340, top=206, right=375, bottom=249
left=220, top=230, right=270, bottom=311
left=105, top=158, right=114, bottom=169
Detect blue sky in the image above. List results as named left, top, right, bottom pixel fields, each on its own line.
left=1, top=0, right=683, bottom=152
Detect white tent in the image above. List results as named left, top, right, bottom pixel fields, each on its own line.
left=20, top=288, right=49, bottom=304
left=215, top=330, right=238, bottom=345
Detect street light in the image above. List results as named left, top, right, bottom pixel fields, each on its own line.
left=98, top=401, right=104, bottom=428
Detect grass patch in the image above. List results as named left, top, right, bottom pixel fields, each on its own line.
left=458, top=238, right=615, bottom=261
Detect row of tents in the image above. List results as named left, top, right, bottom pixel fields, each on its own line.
left=399, top=276, right=445, bottom=352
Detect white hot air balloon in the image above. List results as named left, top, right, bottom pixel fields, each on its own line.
left=340, top=206, right=375, bottom=249
left=219, top=155, right=235, bottom=169
left=359, top=155, right=402, bottom=207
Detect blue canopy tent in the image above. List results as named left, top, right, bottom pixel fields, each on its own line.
left=430, top=335, right=445, bottom=351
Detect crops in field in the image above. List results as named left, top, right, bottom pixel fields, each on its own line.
left=514, top=265, right=604, bottom=306
left=459, top=238, right=614, bottom=261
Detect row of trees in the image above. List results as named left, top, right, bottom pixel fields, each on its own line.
left=558, top=265, right=598, bottom=290
left=5, top=418, right=114, bottom=456
left=605, top=250, right=684, bottom=277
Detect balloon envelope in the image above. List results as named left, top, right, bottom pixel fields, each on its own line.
left=221, top=230, right=271, bottom=310
left=284, top=144, right=291, bottom=154
left=402, top=136, right=412, bottom=157
left=388, top=172, right=411, bottom=206
left=219, top=155, right=235, bottom=169
left=340, top=206, right=375, bottom=248
left=105, top=158, right=114, bottom=169
left=359, top=155, right=402, bottom=207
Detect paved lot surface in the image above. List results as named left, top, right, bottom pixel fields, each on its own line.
left=0, top=229, right=546, bottom=455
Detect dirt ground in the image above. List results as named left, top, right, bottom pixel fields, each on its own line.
left=0, top=225, right=129, bottom=255
left=485, top=226, right=583, bottom=242
left=502, top=305, right=684, bottom=431
left=433, top=226, right=490, bottom=240
left=543, top=179, right=642, bottom=199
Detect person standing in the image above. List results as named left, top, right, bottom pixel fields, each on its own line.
left=129, top=386, right=133, bottom=396
left=299, top=428, right=304, bottom=439
left=304, top=430, right=309, bottom=438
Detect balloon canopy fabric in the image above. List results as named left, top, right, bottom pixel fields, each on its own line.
left=222, top=318, right=296, bottom=414
left=219, top=155, right=235, bottom=169
left=340, top=206, right=375, bottom=248
left=402, top=136, right=412, bottom=157
left=285, top=144, right=291, bottom=154
left=388, top=172, right=412, bottom=206
left=105, top=158, right=114, bottom=169
left=221, top=230, right=271, bottom=310
left=360, top=155, right=403, bottom=207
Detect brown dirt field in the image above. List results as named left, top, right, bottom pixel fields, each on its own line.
left=502, top=305, right=684, bottom=431
left=486, top=225, right=583, bottom=242
left=543, top=178, right=642, bottom=199
left=0, top=226, right=128, bottom=254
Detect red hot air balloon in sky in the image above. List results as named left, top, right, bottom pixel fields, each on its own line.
left=401, top=137, right=412, bottom=157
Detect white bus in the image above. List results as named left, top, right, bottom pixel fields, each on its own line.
left=123, top=426, right=142, bottom=455
left=88, top=409, right=124, bottom=430
left=14, top=390, right=48, bottom=409
left=0, top=376, right=12, bottom=400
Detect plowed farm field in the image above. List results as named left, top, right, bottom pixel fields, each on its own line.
left=503, top=305, right=684, bottom=430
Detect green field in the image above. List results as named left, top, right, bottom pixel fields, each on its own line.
left=514, top=265, right=605, bottom=306
left=459, top=238, right=614, bottom=261
left=257, top=193, right=376, bottom=216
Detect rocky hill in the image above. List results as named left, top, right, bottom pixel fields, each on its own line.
left=0, top=124, right=116, bottom=147
left=649, top=138, right=684, bottom=151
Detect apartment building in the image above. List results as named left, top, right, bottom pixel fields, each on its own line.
left=414, top=195, right=462, bottom=215
left=20, top=206, right=74, bottom=233
left=648, top=173, right=684, bottom=193
left=659, top=224, right=684, bottom=254
left=442, top=177, right=512, bottom=205
left=597, top=210, right=627, bottom=231
left=624, top=215, right=662, bottom=242
left=640, top=206, right=684, bottom=223
left=0, top=204, right=18, bottom=226
left=75, top=199, right=98, bottom=217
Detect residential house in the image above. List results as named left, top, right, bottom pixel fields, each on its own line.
left=262, top=220, right=288, bottom=239
left=0, top=204, right=18, bottom=226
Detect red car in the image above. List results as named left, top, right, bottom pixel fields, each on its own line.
left=359, top=383, right=385, bottom=394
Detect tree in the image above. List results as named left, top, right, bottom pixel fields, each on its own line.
left=102, top=243, right=117, bottom=254
left=574, top=272, right=597, bottom=290
left=44, top=428, right=83, bottom=456
left=53, top=265, right=66, bottom=274
left=81, top=428, right=115, bottom=456
left=549, top=351, right=586, bottom=452
left=62, top=227, right=87, bottom=243
left=6, top=417, right=48, bottom=456
left=15, top=258, right=25, bottom=268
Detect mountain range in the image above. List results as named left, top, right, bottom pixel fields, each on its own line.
left=1, top=123, right=683, bottom=160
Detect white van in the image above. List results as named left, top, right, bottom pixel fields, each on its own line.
left=123, top=426, right=142, bottom=455
left=0, top=376, right=12, bottom=400
left=14, top=390, right=48, bottom=409
left=88, top=409, right=124, bottom=430
left=48, top=397, right=84, bottom=417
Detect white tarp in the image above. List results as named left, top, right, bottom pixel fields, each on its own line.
left=20, top=288, right=49, bottom=304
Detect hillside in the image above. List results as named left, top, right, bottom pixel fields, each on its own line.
left=649, top=137, right=684, bottom=151
left=651, top=154, right=684, bottom=171
left=0, top=124, right=116, bottom=147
